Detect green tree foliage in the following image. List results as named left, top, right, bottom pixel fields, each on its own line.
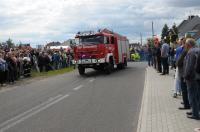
left=6, top=38, right=15, bottom=48
left=147, top=38, right=154, bottom=47
left=161, top=24, right=169, bottom=40
left=172, top=23, right=178, bottom=34
left=170, top=23, right=178, bottom=43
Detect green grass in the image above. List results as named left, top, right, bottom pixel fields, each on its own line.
left=31, top=66, right=75, bottom=78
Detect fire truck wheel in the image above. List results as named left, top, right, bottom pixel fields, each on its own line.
left=124, top=58, right=127, bottom=67
left=105, top=59, right=114, bottom=74
left=78, top=66, right=85, bottom=75
left=117, top=64, right=123, bottom=69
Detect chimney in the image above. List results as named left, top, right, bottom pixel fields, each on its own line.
left=188, top=15, right=195, bottom=20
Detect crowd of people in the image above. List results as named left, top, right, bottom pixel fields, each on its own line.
left=147, top=37, right=200, bottom=121
left=129, top=45, right=150, bottom=62
left=0, top=46, right=73, bottom=86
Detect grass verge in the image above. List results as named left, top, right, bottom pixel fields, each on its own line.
left=31, top=66, right=75, bottom=78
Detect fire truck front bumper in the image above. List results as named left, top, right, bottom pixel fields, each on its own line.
left=73, top=58, right=106, bottom=64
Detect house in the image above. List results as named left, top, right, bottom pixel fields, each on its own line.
left=193, top=31, right=200, bottom=45
left=178, top=15, right=200, bottom=37
left=36, top=45, right=45, bottom=50
left=129, top=43, right=140, bottom=48
left=61, top=39, right=75, bottom=47
left=46, top=42, right=61, bottom=49
left=178, top=15, right=200, bottom=45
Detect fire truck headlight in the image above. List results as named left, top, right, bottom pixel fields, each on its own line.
left=97, top=59, right=101, bottom=63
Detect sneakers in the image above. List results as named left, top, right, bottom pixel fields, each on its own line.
left=178, top=107, right=190, bottom=110
left=187, top=115, right=200, bottom=120
left=186, top=112, right=192, bottom=115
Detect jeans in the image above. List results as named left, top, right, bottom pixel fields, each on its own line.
left=197, top=80, right=200, bottom=112
left=147, top=55, right=152, bottom=66
left=186, top=80, right=199, bottom=118
left=8, top=69, right=14, bottom=83
left=157, top=57, right=162, bottom=72
left=0, top=71, right=6, bottom=85
left=181, top=78, right=190, bottom=108
left=53, top=61, right=59, bottom=70
left=174, top=68, right=181, bottom=93
left=161, top=57, right=169, bottom=74
left=153, top=56, right=157, bottom=69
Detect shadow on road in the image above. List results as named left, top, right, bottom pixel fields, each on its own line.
left=77, top=62, right=147, bottom=78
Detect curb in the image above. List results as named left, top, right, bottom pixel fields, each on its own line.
left=136, top=67, right=148, bottom=132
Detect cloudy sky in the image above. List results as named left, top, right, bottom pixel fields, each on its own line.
left=0, top=0, right=200, bottom=46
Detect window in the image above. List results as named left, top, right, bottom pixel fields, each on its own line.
left=79, top=36, right=104, bottom=44
left=111, top=36, right=115, bottom=44
left=104, top=37, right=109, bottom=44
left=75, top=38, right=80, bottom=45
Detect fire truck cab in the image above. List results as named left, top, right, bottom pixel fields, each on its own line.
left=73, top=28, right=130, bottom=75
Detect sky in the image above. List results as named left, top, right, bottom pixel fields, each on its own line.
left=0, top=0, right=200, bottom=46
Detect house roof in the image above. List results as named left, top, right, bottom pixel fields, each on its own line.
left=46, top=42, right=61, bottom=47
left=192, top=24, right=200, bottom=30
left=178, top=20, right=188, bottom=30
left=178, top=16, right=200, bottom=37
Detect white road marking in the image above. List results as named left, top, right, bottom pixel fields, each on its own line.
left=89, top=79, right=95, bottom=83
left=73, top=85, right=83, bottom=91
left=0, top=94, right=69, bottom=132
left=0, top=94, right=62, bottom=129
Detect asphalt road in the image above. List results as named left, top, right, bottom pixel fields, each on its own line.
left=0, top=62, right=147, bottom=132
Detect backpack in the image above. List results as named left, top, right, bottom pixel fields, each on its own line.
left=195, top=50, right=200, bottom=73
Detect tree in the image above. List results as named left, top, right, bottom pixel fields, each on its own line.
left=6, top=38, right=15, bottom=48
left=170, top=23, right=178, bottom=43
left=161, top=24, right=169, bottom=40
left=147, top=38, right=154, bottom=47
left=161, top=24, right=171, bottom=43
left=172, top=23, right=178, bottom=34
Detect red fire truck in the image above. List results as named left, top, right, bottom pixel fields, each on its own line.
left=73, top=28, right=130, bottom=75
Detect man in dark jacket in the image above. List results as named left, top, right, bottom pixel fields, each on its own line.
left=5, top=52, right=15, bottom=84
left=184, top=38, right=200, bottom=120
left=44, top=53, right=51, bottom=72
left=38, top=52, right=44, bottom=72
left=0, top=53, right=7, bottom=86
left=161, top=40, right=170, bottom=75
left=147, top=45, right=153, bottom=66
left=176, top=38, right=190, bottom=109
left=52, top=51, right=60, bottom=70
left=156, top=43, right=162, bottom=73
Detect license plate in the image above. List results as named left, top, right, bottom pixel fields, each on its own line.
left=82, top=59, right=91, bottom=64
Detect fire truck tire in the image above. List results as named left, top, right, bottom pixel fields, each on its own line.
left=78, top=66, right=85, bottom=75
left=124, top=58, right=127, bottom=67
left=117, top=64, right=123, bottom=69
left=105, top=58, right=114, bottom=74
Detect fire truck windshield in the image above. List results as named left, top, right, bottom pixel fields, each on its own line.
left=78, top=36, right=104, bottom=44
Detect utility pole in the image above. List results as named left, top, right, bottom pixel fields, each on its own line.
left=152, top=21, right=154, bottom=38
left=152, top=21, right=154, bottom=46
left=140, top=33, right=143, bottom=45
